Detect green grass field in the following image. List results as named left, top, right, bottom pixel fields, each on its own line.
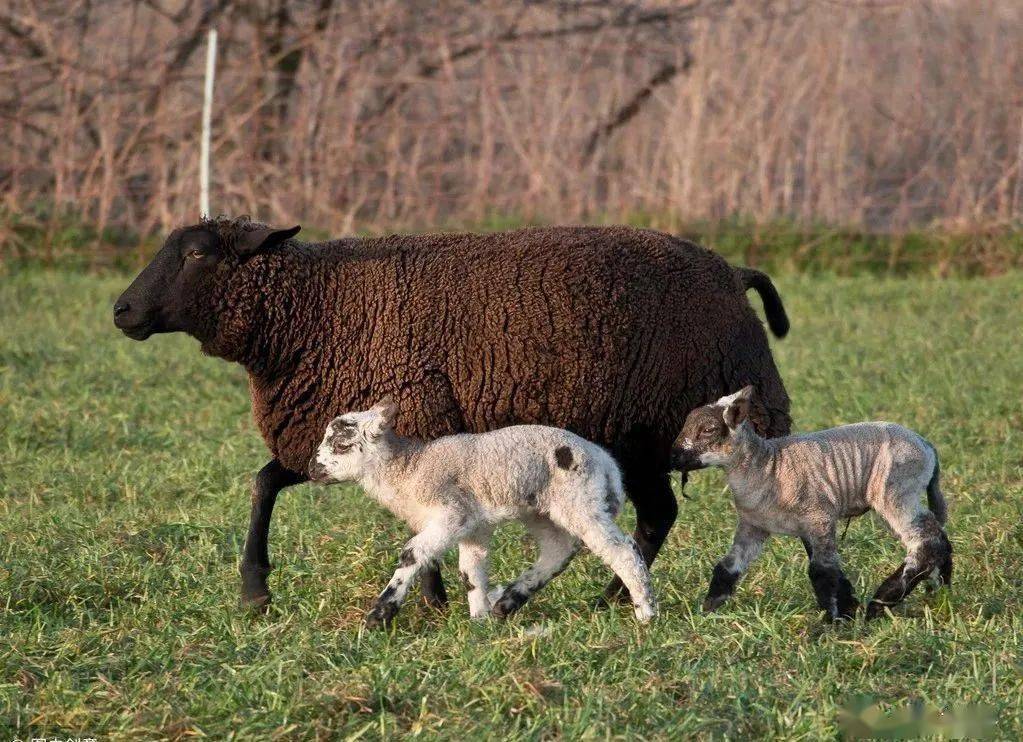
left=2, top=267, right=1021, bottom=739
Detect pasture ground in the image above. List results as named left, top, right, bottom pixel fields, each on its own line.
left=1, top=267, right=1021, bottom=738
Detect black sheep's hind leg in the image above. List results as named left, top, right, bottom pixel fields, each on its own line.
left=601, top=468, right=677, bottom=604
left=419, top=564, right=448, bottom=609
left=240, top=459, right=306, bottom=611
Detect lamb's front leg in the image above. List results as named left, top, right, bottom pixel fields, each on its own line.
left=804, top=528, right=858, bottom=622
left=703, top=520, right=770, bottom=612
left=458, top=528, right=493, bottom=619
left=366, top=520, right=461, bottom=629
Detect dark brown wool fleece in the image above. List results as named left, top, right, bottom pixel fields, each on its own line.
left=199, top=224, right=791, bottom=473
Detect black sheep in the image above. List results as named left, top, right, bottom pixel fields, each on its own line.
left=114, top=218, right=792, bottom=610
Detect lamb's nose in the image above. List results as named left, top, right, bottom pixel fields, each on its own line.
left=308, top=460, right=328, bottom=481
left=113, top=301, right=131, bottom=317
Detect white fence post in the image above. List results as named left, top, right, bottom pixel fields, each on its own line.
left=200, top=27, right=218, bottom=218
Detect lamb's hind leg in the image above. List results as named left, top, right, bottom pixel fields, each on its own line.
left=491, top=516, right=579, bottom=618
left=866, top=511, right=952, bottom=620
left=552, top=505, right=657, bottom=622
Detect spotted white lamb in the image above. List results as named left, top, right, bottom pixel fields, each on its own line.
left=672, top=386, right=952, bottom=621
left=308, top=400, right=657, bottom=628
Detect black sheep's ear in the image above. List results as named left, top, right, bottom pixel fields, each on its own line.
left=236, top=225, right=301, bottom=256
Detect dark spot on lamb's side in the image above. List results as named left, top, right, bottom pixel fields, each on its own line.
left=555, top=446, right=574, bottom=470
left=525, top=491, right=538, bottom=507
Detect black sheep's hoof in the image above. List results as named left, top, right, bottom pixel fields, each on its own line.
left=702, top=594, right=729, bottom=613
left=836, top=599, right=860, bottom=622
left=240, top=590, right=272, bottom=614
left=365, top=603, right=398, bottom=629
left=420, top=592, right=448, bottom=611
left=491, top=598, right=517, bottom=619
left=240, top=567, right=273, bottom=613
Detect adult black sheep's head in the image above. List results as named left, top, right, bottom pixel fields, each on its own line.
left=113, top=218, right=300, bottom=342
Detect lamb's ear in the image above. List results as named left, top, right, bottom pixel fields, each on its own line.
left=370, top=397, right=398, bottom=431
left=722, top=385, right=754, bottom=430
left=236, top=225, right=301, bottom=256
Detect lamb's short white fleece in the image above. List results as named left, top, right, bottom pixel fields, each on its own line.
left=309, top=400, right=657, bottom=627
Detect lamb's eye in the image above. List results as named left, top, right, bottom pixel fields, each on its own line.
left=186, top=248, right=204, bottom=260
left=331, top=441, right=353, bottom=455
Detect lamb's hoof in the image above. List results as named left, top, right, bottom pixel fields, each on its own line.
left=492, top=587, right=528, bottom=619
left=634, top=604, right=658, bottom=623
left=865, top=601, right=890, bottom=621
left=365, top=603, right=398, bottom=629
left=487, top=585, right=506, bottom=605
left=702, top=594, right=729, bottom=613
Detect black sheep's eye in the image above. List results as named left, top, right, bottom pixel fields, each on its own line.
left=186, top=248, right=204, bottom=260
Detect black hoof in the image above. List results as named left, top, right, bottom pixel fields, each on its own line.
left=240, top=591, right=272, bottom=613
left=492, top=587, right=529, bottom=618
left=421, top=591, right=448, bottom=611
left=365, top=603, right=398, bottom=629
left=865, top=601, right=890, bottom=621
left=702, top=594, right=730, bottom=613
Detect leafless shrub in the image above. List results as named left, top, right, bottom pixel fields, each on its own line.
left=1, top=0, right=1021, bottom=240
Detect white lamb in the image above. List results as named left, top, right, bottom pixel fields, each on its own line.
left=308, top=400, right=657, bottom=628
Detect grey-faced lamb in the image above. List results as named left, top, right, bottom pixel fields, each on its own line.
left=672, top=386, right=952, bottom=621
left=308, top=400, right=657, bottom=627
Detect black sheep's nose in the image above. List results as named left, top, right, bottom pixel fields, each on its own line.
left=113, top=301, right=131, bottom=317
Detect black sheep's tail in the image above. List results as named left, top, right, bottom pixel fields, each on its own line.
left=735, top=266, right=790, bottom=338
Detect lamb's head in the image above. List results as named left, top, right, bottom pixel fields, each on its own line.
left=671, top=386, right=754, bottom=469
left=113, top=216, right=300, bottom=343
left=308, top=399, right=398, bottom=483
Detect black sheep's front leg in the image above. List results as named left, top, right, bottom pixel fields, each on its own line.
left=240, top=459, right=306, bottom=610
left=419, top=564, right=448, bottom=609
left=366, top=521, right=461, bottom=629
left=703, top=521, right=770, bottom=612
